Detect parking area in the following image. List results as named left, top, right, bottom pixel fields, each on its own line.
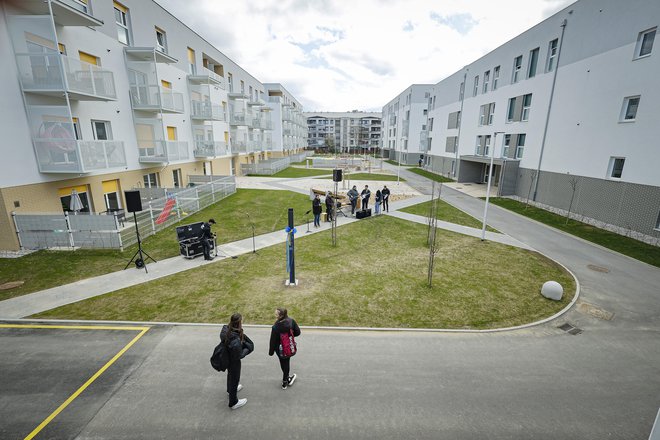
left=0, top=324, right=162, bottom=440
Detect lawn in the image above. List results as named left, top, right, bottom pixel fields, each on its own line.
left=401, top=200, right=497, bottom=232
left=407, top=168, right=455, bottom=183
left=317, top=172, right=405, bottom=182
left=34, top=216, right=576, bottom=330
left=249, top=167, right=331, bottom=178
left=488, top=198, right=660, bottom=268
left=0, top=189, right=312, bottom=301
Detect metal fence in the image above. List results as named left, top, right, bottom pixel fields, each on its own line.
left=241, top=157, right=290, bottom=175
left=13, top=176, right=236, bottom=250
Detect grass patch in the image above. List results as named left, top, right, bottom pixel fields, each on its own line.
left=488, top=198, right=660, bottom=267
left=249, top=167, right=331, bottom=178
left=401, top=200, right=497, bottom=232
left=34, top=216, right=575, bottom=330
left=407, top=168, right=455, bottom=183
left=0, top=189, right=312, bottom=301
left=384, top=159, right=410, bottom=166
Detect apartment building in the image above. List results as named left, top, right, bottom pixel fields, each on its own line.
left=0, top=0, right=306, bottom=251
left=264, top=83, right=308, bottom=156
left=305, top=111, right=381, bottom=153
left=381, top=84, right=434, bottom=165
left=384, top=0, right=660, bottom=242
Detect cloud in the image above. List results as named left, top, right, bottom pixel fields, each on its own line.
left=430, top=12, right=478, bottom=35
left=154, top=0, right=569, bottom=112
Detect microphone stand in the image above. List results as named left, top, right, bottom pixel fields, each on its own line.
left=243, top=211, right=257, bottom=254
left=304, top=209, right=311, bottom=233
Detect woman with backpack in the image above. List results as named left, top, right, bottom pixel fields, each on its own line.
left=268, top=308, right=301, bottom=390
left=220, top=313, right=253, bottom=409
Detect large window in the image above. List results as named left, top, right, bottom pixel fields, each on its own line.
left=522, top=94, right=532, bottom=121
left=502, top=134, right=511, bottom=158
left=473, top=75, right=479, bottom=97
left=515, top=134, right=526, bottom=158
left=507, top=94, right=532, bottom=122
left=172, top=168, right=182, bottom=188
left=512, top=55, right=523, bottom=83
left=479, top=103, right=496, bottom=126
left=493, top=66, right=500, bottom=90
left=187, top=48, right=196, bottom=74
left=447, top=111, right=461, bottom=129
left=621, top=96, right=640, bottom=121
left=635, top=27, right=656, bottom=58
left=92, top=120, right=112, bottom=140
left=546, top=39, right=558, bottom=72
left=143, top=173, right=159, bottom=188
left=608, top=157, right=625, bottom=179
left=528, top=48, right=539, bottom=78
left=156, top=27, right=167, bottom=53
left=114, top=2, right=130, bottom=45
left=483, top=70, right=490, bottom=93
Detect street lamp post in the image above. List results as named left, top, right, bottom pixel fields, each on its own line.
left=481, top=131, right=504, bottom=241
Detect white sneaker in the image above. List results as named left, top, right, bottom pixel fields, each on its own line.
left=227, top=384, right=243, bottom=394
left=287, top=373, right=297, bottom=387
left=231, top=398, right=247, bottom=410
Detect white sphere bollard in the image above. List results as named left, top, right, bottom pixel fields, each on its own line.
left=541, top=281, right=563, bottom=301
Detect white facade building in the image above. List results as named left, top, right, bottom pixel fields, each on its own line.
left=381, top=84, right=434, bottom=165
left=305, top=111, right=381, bottom=153
left=0, top=0, right=306, bottom=250
left=264, top=83, right=308, bottom=156
left=384, top=0, right=660, bottom=241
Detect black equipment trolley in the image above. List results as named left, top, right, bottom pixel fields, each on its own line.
left=176, top=222, right=216, bottom=259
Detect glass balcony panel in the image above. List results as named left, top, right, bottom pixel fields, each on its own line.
left=130, top=85, right=183, bottom=113
left=194, top=140, right=229, bottom=157
left=78, top=141, right=127, bottom=170
left=15, top=52, right=64, bottom=91
left=191, top=100, right=225, bottom=121
left=61, top=56, right=116, bottom=99
left=137, top=140, right=189, bottom=163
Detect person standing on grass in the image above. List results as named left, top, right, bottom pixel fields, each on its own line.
left=220, top=313, right=254, bottom=410
left=312, top=194, right=322, bottom=227
left=361, top=185, right=371, bottom=211
left=269, top=308, right=301, bottom=390
left=375, top=189, right=382, bottom=215
left=382, top=186, right=390, bottom=212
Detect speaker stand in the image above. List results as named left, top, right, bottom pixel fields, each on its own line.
left=124, top=211, right=157, bottom=273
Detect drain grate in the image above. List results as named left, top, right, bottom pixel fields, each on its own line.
left=558, top=323, right=583, bottom=335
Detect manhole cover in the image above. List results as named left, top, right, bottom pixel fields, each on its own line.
left=558, top=322, right=583, bottom=335
left=0, top=281, right=24, bottom=291
left=587, top=264, right=610, bottom=273
left=577, top=302, right=615, bottom=321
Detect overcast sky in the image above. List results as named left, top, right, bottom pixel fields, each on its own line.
left=155, top=0, right=573, bottom=112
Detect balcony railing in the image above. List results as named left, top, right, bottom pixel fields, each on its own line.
left=187, top=68, right=225, bottom=88
left=191, top=100, right=225, bottom=121
left=33, top=139, right=126, bottom=173
left=194, top=140, right=229, bottom=158
left=15, top=53, right=116, bottom=100
left=129, top=85, right=184, bottom=113
left=229, top=112, right=251, bottom=126
left=138, top=141, right=189, bottom=163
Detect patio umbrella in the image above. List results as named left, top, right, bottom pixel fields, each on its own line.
left=69, top=189, right=83, bottom=213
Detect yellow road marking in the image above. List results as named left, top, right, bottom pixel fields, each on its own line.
left=0, top=325, right=150, bottom=440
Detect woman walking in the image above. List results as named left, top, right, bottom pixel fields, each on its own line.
left=312, top=193, right=322, bottom=227
left=268, top=308, right=301, bottom=390
left=220, top=313, right=253, bottom=409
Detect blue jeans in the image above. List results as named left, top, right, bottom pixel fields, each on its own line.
left=313, top=213, right=320, bottom=227
left=375, top=202, right=381, bottom=214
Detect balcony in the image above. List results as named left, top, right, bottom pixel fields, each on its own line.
left=229, top=112, right=251, bottom=126
left=130, top=85, right=184, bottom=113
left=32, top=138, right=127, bottom=173
left=191, top=100, right=225, bottom=121
left=194, top=141, right=229, bottom=158
left=15, top=53, right=116, bottom=100
left=137, top=141, right=189, bottom=163
left=188, top=68, right=225, bottom=88
left=19, top=0, right=103, bottom=26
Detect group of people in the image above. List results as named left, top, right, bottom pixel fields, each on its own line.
left=347, top=185, right=390, bottom=216
left=219, top=308, right=301, bottom=410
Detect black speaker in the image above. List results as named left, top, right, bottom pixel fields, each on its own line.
left=333, top=169, right=343, bottom=182
left=125, top=190, right=143, bottom=213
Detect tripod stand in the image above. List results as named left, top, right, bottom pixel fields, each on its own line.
left=124, top=211, right=156, bottom=273
left=304, top=209, right=311, bottom=233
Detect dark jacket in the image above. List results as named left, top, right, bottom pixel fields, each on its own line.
left=200, top=222, right=213, bottom=240
left=312, top=198, right=322, bottom=215
left=269, top=317, right=301, bottom=357
left=382, top=188, right=390, bottom=199
left=347, top=188, right=359, bottom=202
left=325, top=195, right=334, bottom=211
left=375, top=190, right=382, bottom=203
left=220, top=325, right=254, bottom=369
left=361, top=188, right=371, bottom=201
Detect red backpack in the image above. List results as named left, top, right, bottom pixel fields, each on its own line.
left=279, top=329, right=297, bottom=358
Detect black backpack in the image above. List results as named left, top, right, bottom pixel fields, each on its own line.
left=210, top=341, right=229, bottom=372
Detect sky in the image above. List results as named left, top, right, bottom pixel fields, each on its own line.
left=155, top=0, right=574, bottom=112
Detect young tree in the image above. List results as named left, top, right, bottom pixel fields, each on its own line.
left=566, top=176, right=579, bottom=225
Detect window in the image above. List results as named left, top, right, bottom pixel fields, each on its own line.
left=608, top=157, right=625, bottom=179
left=172, top=169, right=182, bottom=188
left=102, top=180, right=121, bottom=211
left=521, top=94, right=532, bottom=121
left=493, top=66, right=500, bottom=90
left=240, top=80, right=245, bottom=94
left=473, top=75, right=479, bottom=96
left=447, top=111, right=461, bottom=129
left=227, top=73, right=233, bottom=92
left=156, top=27, right=167, bottom=53
left=59, top=185, right=90, bottom=213
left=475, top=135, right=490, bottom=156
left=515, top=134, right=526, bottom=158
left=114, top=2, right=130, bottom=45
left=512, top=55, right=523, bottom=83
left=445, top=136, right=458, bottom=153
left=484, top=135, right=491, bottom=156
left=507, top=97, right=516, bottom=122
left=502, top=134, right=511, bottom=157
left=635, top=28, right=656, bottom=58
left=92, top=120, right=112, bottom=140
left=459, top=82, right=465, bottom=100
left=79, top=51, right=98, bottom=66
left=143, top=173, right=159, bottom=188
left=187, top=48, right=196, bottom=74
left=621, top=96, right=640, bottom=121
left=528, top=48, right=539, bottom=78
left=655, top=211, right=660, bottom=231
left=547, top=39, right=558, bottom=72
left=479, top=103, right=495, bottom=126
left=428, top=118, right=434, bottom=131
left=483, top=70, right=490, bottom=93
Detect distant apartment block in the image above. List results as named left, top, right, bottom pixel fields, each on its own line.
left=305, top=111, right=381, bottom=153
